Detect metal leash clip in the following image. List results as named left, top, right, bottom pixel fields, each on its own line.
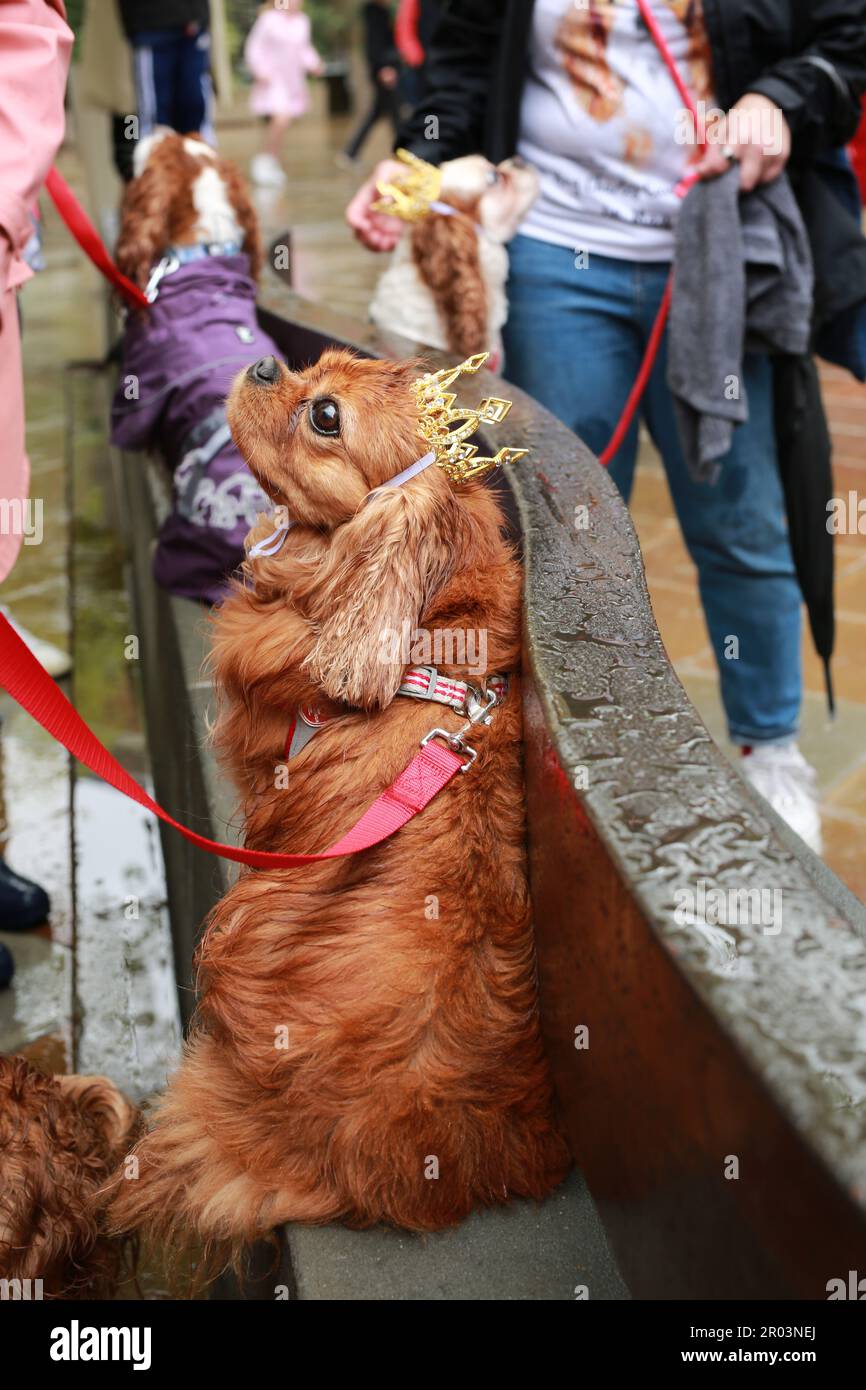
left=462, top=683, right=500, bottom=725
left=144, top=254, right=180, bottom=303
left=421, top=684, right=502, bottom=773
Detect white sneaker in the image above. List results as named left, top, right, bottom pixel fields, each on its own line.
left=250, top=153, right=286, bottom=188
left=739, top=742, right=822, bottom=855
left=0, top=606, right=71, bottom=679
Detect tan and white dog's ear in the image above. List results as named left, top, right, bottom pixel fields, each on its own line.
left=116, top=159, right=175, bottom=291
left=303, top=474, right=468, bottom=711
left=410, top=212, right=488, bottom=358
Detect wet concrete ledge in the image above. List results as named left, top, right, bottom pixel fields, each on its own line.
left=116, top=285, right=866, bottom=1300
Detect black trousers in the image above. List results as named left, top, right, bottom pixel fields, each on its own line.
left=344, top=80, right=401, bottom=160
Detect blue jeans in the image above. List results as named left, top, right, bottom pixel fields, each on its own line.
left=502, top=234, right=802, bottom=746
left=131, top=25, right=213, bottom=141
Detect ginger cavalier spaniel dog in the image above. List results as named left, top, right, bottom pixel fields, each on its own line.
left=0, top=1056, right=138, bottom=1297
left=110, top=347, right=569, bottom=1259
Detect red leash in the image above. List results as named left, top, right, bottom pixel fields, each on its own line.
left=44, top=167, right=149, bottom=312
left=636, top=0, right=699, bottom=115
left=599, top=275, right=674, bottom=466
left=0, top=613, right=464, bottom=869
left=598, top=0, right=701, bottom=467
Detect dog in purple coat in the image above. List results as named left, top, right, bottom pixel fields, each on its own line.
left=111, top=129, right=281, bottom=605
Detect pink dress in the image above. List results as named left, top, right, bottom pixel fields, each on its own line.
left=245, top=9, right=321, bottom=120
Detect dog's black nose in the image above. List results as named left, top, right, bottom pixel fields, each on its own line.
left=249, top=355, right=280, bottom=385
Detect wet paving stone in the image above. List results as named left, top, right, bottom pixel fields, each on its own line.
left=0, top=205, right=180, bottom=1097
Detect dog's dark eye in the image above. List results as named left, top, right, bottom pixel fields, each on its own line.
left=309, top=397, right=341, bottom=437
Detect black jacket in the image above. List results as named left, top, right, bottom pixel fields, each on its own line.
left=119, top=1, right=210, bottom=37
left=397, top=0, right=866, bottom=333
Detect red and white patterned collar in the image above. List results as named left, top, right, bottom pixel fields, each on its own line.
left=284, top=666, right=509, bottom=762
left=398, top=666, right=508, bottom=710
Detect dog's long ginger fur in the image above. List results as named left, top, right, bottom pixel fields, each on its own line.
left=109, top=350, right=569, bottom=1253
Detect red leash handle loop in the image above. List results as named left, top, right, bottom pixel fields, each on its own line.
left=598, top=0, right=702, bottom=467
left=44, top=167, right=150, bottom=312
left=0, top=614, right=463, bottom=869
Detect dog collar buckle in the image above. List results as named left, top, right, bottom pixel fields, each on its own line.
left=463, top=685, right=499, bottom=725
left=419, top=680, right=504, bottom=773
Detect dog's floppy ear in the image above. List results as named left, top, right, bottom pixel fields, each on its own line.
left=411, top=211, right=488, bottom=357
left=55, top=1074, right=138, bottom=1155
left=115, top=162, right=175, bottom=291
left=303, top=473, right=468, bottom=711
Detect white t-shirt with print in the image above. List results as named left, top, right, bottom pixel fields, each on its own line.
left=517, top=0, right=715, bottom=261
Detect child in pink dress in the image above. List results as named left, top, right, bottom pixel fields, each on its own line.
left=245, top=0, right=322, bottom=187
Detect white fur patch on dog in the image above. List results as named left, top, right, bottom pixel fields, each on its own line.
left=132, top=127, right=217, bottom=179
left=183, top=136, right=216, bottom=161
left=132, top=126, right=172, bottom=178
left=191, top=165, right=243, bottom=246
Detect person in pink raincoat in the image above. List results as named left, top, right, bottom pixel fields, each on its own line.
left=0, top=0, right=72, bottom=590
left=0, top=0, right=73, bottom=945
left=245, top=0, right=323, bottom=189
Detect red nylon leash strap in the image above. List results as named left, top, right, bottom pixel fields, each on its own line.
left=0, top=613, right=464, bottom=869
left=44, top=167, right=150, bottom=312
left=597, top=0, right=702, bottom=467
left=636, top=0, right=699, bottom=118
left=598, top=275, right=674, bottom=466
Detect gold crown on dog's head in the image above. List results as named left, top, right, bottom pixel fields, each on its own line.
left=371, top=148, right=443, bottom=223
left=412, top=353, right=528, bottom=483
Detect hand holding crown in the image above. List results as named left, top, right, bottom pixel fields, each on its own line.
left=371, top=149, right=444, bottom=224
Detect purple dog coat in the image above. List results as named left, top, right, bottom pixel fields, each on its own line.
left=110, top=254, right=279, bottom=604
